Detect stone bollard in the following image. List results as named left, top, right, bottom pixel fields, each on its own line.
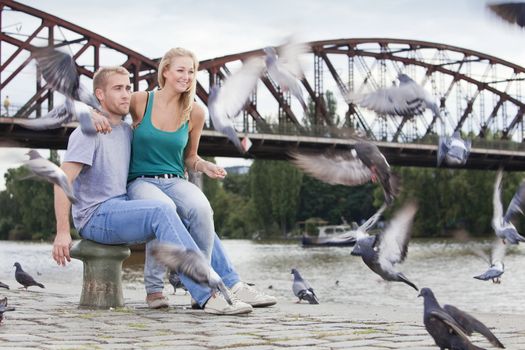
left=70, top=240, right=130, bottom=309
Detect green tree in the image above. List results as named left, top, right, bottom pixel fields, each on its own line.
left=303, top=89, right=341, bottom=129
left=2, top=150, right=60, bottom=240
left=250, top=159, right=303, bottom=236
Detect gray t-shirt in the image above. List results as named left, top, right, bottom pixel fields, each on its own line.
left=64, top=122, right=133, bottom=230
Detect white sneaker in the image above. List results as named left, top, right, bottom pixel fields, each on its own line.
left=203, top=292, right=253, bottom=315
left=230, top=282, right=277, bottom=307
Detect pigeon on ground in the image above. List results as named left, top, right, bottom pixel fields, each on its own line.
left=473, top=239, right=506, bottom=284
left=418, top=287, right=505, bottom=350
left=492, top=169, right=525, bottom=245
left=22, top=150, right=77, bottom=204
left=488, top=2, right=525, bottom=28
left=208, top=56, right=266, bottom=153
left=289, top=141, right=400, bottom=205
left=351, top=202, right=419, bottom=291
left=14, top=262, right=45, bottom=290
left=151, top=243, right=232, bottom=305
left=348, top=73, right=440, bottom=119
left=33, top=48, right=102, bottom=111
left=18, top=98, right=97, bottom=135
left=291, top=268, right=319, bottom=304
left=168, top=271, right=188, bottom=295
left=263, top=39, right=308, bottom=110
left=0, top=297, right=15, bottom=324
left=437, top=131, right=471, bottom=167
left=0, top=281, right=8, bottom=290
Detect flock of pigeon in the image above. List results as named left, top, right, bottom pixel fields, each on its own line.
left=3, top=3, right=525, bottom=347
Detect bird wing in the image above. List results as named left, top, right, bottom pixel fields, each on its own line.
left=23, top=157, right=77, bottom=203
left=292, top=279, right=307, bottom=297
left=34, top=48, right=103, bottom=111
left=277, top=38, right=308, bottom=78
left=429, top=309, right=471, bottom=342
left=214, top=57, right=266, bottom=119
left=504, top=179, right=525, bottom=223
left=488, top=2, right=525, bottom=27
left=348, top=83, right=426, bottom=116
left=72, top=101, right=98, bottom=135
left=151, top=244, right=212, bottom=284
left=208, top=57, right=265, bottom=152
left=17, top=101, right=72, bottom=130
left=491, top=238, right=507, bottom=265
left=288, top=150, right=372, bottom=186
left=492, top=169, right=504, bottom=231
left=443, top=304, right=505, bottom=348
left=376, top=202, right=418, bottom=270
left=358, top=203, right=387, bottom=232
left=34, top=48, right=80, bottom=98
left=23, top=157, right=62, bottom=179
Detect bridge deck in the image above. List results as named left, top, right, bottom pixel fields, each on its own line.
left=1, top=117, right=524, bottom=170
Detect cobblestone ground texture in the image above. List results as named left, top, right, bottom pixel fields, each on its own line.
left=0, top=287, right=524, bottom=350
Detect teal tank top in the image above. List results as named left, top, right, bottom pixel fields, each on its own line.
left=128, top=91, right=189, bottom=181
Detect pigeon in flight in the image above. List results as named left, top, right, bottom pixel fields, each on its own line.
left=33, top=48, right=103, bottom=111
left=0, top=281, right=9, bottom=290
left=151, top=243, right=232, bottom=305
left=263, top=38, right=308, bottom=110
left=14, top=262, right=45, bottom=290
left=492, top=169, right=525, bottom=245
left=351, top=202, right=419, bottom=291
left=208, top=57, right=266, bottom=153
left=289, top=141, right=400, bottom=205
left=348, top=73, right=440, bottom=119
left=0, top=297, right=16, bottom=324
left=437, top=131, right=471, bottom=167
left=473, top=239, right=506, bottom=284
left=418, top=287, right=505, bottom=350
left=22, top=150, right=77, bottom=204
left=488, top=2, right=525, bottom=28
left=18, top=98, right=97, bottom=135
left=291, top=268, right=319, bottom=304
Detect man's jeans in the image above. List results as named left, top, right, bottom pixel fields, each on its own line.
left=127, top=177, right=241, bottom=295
left=79, top=195, right=215, bottom=306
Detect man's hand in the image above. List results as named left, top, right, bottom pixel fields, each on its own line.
left=53, top=233, right=73, bottom=266
left=92, top=110, right=112, bottom=134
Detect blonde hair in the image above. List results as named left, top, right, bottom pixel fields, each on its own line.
left=93, top=66, right=130, bottom=92
left=157, top=47, right=199, bottom=123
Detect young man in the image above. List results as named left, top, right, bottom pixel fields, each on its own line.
left=52, top=66, right=252, bottom=315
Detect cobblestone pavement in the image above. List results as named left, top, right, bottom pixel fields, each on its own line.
left=0, top=286, right=524, bottom=350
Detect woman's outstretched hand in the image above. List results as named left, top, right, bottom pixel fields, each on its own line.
left=201, top=161, right=227, bottom=179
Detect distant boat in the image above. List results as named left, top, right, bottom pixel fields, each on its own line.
left=301, top=225, right=357, bottom=247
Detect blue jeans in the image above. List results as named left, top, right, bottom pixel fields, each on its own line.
left=79, top=195, right=215, bottom=306
left=127, top=177, right=241, bottom=295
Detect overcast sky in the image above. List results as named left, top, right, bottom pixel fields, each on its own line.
left=1, top=0, right=525, bottom=189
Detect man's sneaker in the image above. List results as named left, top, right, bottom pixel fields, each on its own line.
left=203, top=292, right=253, bottom=315
left=230, top=282, right=277, bottom=307
left=146, top=292, right=169, bottom=309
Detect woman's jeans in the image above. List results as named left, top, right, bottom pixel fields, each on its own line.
left=80, top=195, right=216, bottom=306
left=127, top=177, right=240, bottom=296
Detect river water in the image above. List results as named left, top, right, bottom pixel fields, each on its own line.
left=1, top=239, right=524, bottom=314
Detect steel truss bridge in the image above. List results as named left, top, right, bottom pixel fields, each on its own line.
left=2, top=0, right=525, bottom=169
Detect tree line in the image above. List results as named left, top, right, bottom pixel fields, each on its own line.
left=2, top=90, right=525, bottom=240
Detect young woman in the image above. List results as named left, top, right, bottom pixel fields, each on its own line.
left=127, top=48, right=276, bottom=311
